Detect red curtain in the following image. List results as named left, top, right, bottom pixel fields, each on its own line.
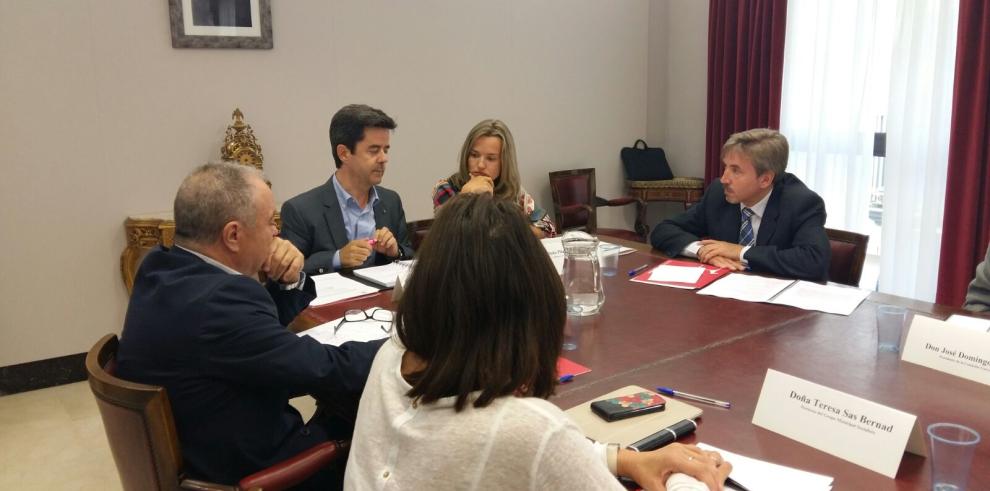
left=705, top=0, right=788, bottom=184
left=936, top=0, right=990, bottom=307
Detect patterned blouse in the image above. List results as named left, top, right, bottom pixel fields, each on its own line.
left=432, top=178, right=558, bottom=237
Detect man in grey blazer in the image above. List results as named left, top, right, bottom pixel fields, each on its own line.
left=281, top=104, right=413, bottom=275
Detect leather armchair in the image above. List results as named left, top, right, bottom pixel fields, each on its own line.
left=86, top=334, right=347, bottom=491
left=549, top=168, right=644, bottom=242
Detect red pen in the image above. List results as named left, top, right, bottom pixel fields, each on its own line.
left=367, top=238, right=378, bottom=246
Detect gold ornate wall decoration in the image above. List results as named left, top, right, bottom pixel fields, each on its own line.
left=221, top=108, right=264, bottom=170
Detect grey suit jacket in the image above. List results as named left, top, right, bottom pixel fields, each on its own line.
left=280, top=177, right=414, bottom=275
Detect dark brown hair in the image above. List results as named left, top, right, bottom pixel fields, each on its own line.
left=329, top=104, right=397, bottom=168
left=396, top=193, right=565, bottom=411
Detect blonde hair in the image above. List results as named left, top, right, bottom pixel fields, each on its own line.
left=721, top=128, right=789, bottom=179
left=450, top=119, right=521, bottom=202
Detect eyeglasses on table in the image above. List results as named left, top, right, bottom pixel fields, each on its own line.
left=333, top=308, right=394, bottom=336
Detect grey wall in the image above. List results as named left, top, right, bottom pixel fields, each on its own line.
left=0, top=0, right=671, bottom=366
left=644, top=0, right=710, bottom=228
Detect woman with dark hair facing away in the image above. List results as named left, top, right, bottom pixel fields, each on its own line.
left=344, top=193, right=731, bottom=490
left=432, top=119, right=557, bottom=238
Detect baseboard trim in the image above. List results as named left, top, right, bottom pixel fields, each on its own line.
left=0, top=352, right=87, bottom=396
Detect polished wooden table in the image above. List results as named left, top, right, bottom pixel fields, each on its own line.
left=293, top=238, right=990, bottom=490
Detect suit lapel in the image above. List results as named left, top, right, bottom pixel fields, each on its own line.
left=321, top=179, right=350, bottom=250
left=756, top=182, right=783, bottom=246
left=372, top=187, right=387, bottom=228
left=715, top=184, right=742, bottom=242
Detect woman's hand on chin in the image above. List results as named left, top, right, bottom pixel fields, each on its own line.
left=462, top=175, right=495, bottom=195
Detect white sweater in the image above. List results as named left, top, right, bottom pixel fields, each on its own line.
left=343, top=338, right=624, bottom=490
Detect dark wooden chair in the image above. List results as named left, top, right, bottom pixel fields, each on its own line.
left=548, top=168, right=645, bottom=242
left=406, top=219, right=434, bottom=252
left=825, top=228, right=870, bottom=287
left=86, top=334, right=347, bottom=491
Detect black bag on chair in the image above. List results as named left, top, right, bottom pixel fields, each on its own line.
left=620, top=139, right=674, bottom=181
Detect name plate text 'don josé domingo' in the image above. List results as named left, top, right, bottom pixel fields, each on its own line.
left=901, top=315, right=990, bottom=386
left=752, top=369, right=925, bottom=478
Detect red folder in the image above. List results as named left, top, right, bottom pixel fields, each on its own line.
left=557, top=357, right=591, bottom=377
left=630, top=259, right=730, bottom=289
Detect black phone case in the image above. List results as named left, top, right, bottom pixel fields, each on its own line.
left=590, top=391, right=666, bottom=422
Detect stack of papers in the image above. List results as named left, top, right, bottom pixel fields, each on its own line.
left=696, top=274, right=794, bottom=303
left=309, top=272, right=380, bottom=306
left=696, top=274, right=871, bottom=316
left=298, top=312, right=393, bottom=347
left=769, top=281, right=871, bottom=315
left=541, top=237, right=636, bottom=274
left=695, top=443, right=833, bottom=491
left=353, top=260, right=415, bottom=288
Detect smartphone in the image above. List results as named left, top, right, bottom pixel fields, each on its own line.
left=590, top=391, right=666, bottom=422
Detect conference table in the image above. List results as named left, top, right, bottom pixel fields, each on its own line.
left=291, top=237, right=990, bottom=490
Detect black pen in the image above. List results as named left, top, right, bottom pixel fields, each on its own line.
left=627, top=418, right=697, bottom=452
left=628, top=264, right=651, bottom=277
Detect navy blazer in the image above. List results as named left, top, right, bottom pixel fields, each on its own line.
left=650, top=173, right=830, bottom=281
left=116, top=246, right=384, bottom=484
left=280, top=177, right=414, bottom=275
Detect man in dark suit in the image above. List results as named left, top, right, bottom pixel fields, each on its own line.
left=651, top=128, right=830, bottom=281
left=117, top=162, right=382, bottom=488
left=281, top=104, right=414, bottom=275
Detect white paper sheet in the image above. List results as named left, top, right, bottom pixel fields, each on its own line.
left=696, top=443, right=833, bottom=491
left=751, top=369, right=924, bottom=478
left=768, top=281, right=871, bottom=316
left=298, top=313, right=392, bottom=346
left=902, top=315, right=990, bottom=386
left=309, top=272, right=380, bottom=306
left=648, top=264, right=705, bottom=284
left=946, top=314, right=990, bottom=332
left=352, top=260, right=415, bottom=288
left=696, top=273, right=794, bottom=303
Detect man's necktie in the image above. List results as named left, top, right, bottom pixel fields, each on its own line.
left=739, top=208, right=756, bottom=247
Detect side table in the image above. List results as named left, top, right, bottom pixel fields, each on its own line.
left=627, top=177, right=704, bottom=237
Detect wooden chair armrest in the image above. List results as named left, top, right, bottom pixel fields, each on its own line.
left=179, top=478, right=238, bottom=491
left=237, top=440, right=349, bottom=491
left=594, top=196, right=642, bottom=208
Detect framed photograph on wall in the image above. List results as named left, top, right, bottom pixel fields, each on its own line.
left=168, top=0, right=273, bottom=49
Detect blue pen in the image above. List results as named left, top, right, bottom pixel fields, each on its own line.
left=628, top=264, right=651, bottom=277
left=657, top=386, right=731, bottom=408
left=558, top=374, right=575, bottom=383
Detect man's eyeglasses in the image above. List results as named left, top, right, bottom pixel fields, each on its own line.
left=333, top=308, right=394, bottom=336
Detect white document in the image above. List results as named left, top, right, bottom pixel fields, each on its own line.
left=768, top=281, right=871, bottom=316
left=298, top=314, right=392, bottom=347
left=541, top=237, right=636, bottom=275
left=752, top=369, right=925, bottom=478
left=309, top=272, right=380, bottom=307
left=695, top=443, right=834, bottom=491
left=648, top=264, right=705, bottom=284
left=696, top=273, right=794, bottom=303
left=352, top=260, right=415, bottom=288
left=946, top=314, right=990, bottom=333
left=902, top=315, right=990, bottom=386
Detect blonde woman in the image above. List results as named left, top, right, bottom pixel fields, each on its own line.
left=432, top=119, right=557, bottom=237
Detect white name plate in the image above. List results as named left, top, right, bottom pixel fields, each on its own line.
left=752, top=369, right=924, bottom=478
left=902, top=315, right=990, bottom=386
